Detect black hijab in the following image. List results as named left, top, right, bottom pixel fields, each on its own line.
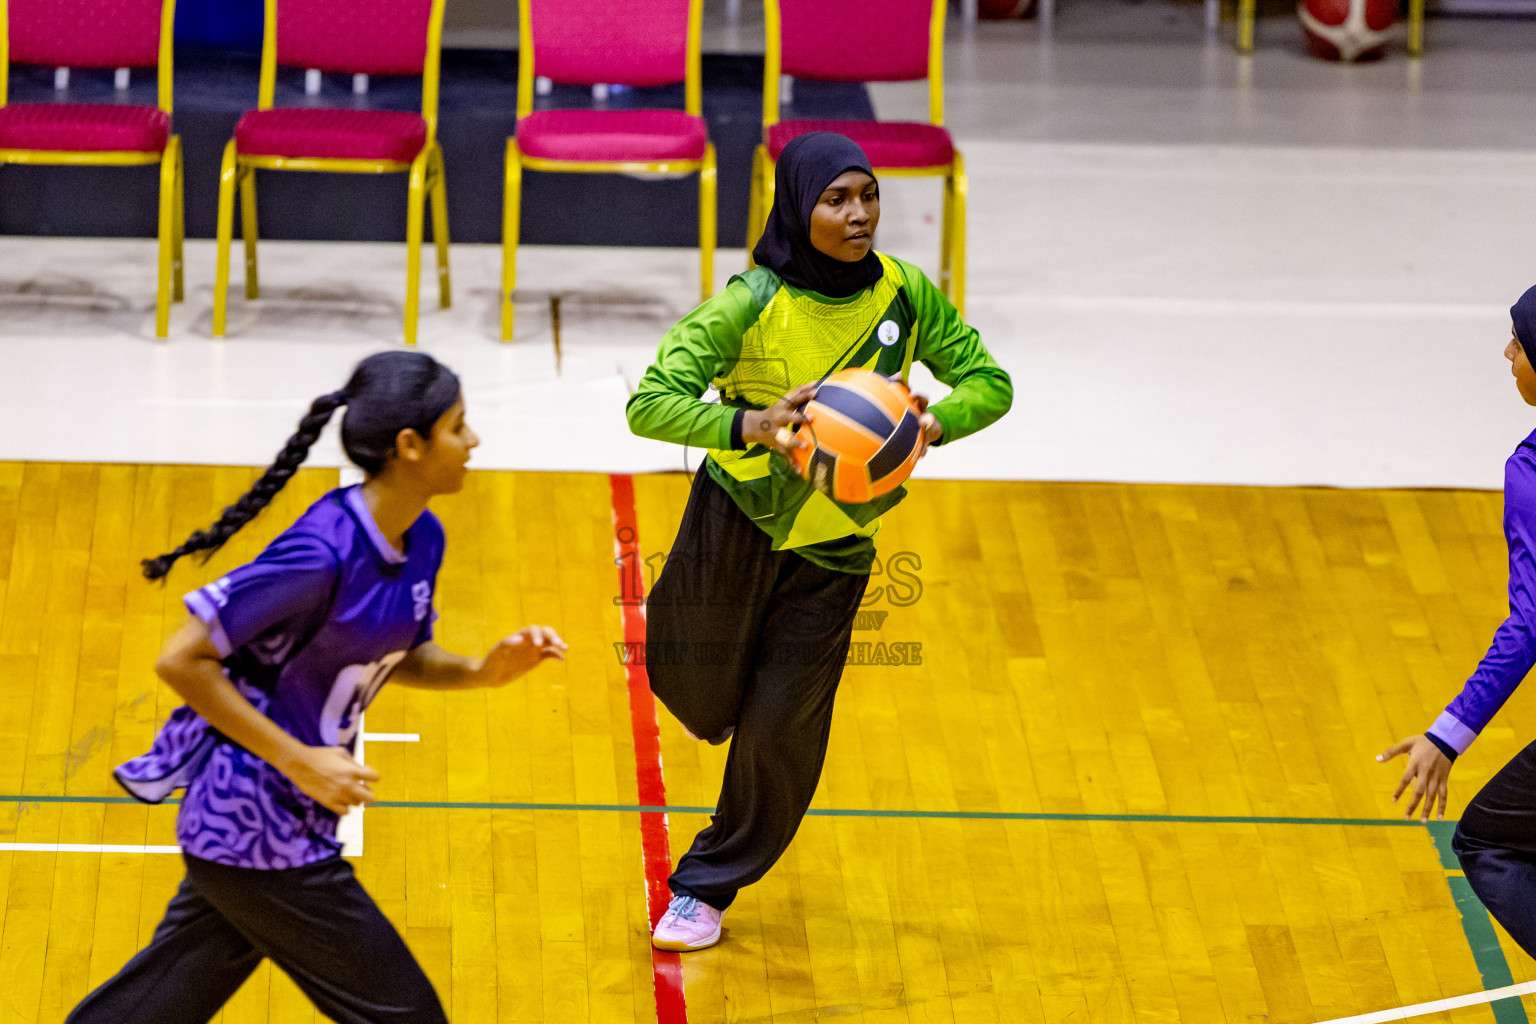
left=752, top=132, right=884, bottom=298
left=1514, top=284, right=1536, bottom=363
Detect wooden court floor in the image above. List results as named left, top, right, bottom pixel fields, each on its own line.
left=1, top=461, right=1535, bottom=1023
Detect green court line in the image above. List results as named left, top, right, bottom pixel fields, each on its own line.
left=1428, top=821, right=1530, bottom=1024
left=0, top=793, right=1429, bottom=827
left=14, top=791, right=1522, bottom=1022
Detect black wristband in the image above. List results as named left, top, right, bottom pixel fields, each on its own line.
left=1424, top=732, right=1459, bottom=762
left=730, top=409, right=746, bottom=450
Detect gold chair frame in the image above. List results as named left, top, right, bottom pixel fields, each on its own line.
left=0, top=0, right=185, bottom=338
left=747, top=0, right=965, bottom=314
left=212, top=0, right=449, bottom=345
left=500, top=0, right=716, bottom=341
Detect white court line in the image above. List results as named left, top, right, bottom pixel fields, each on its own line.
left=0, top=844, right=180, bottom=854
left=337, top=721, right=421, bottom=858
left=1315, top=981, right=1536, bottom=1023
left=338, top=720, right=368, bottom=858
left=0, top=732, right=419, bottom=857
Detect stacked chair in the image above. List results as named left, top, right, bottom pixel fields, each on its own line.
left=749, top=0, right=966, bottom=314
left=0, top=0, right=184, bottom=337
left=212, top=0, right=450, bottom=346
left=501, top=0, right=715, bottom=341
left=2, top=0, right=966, bottom=340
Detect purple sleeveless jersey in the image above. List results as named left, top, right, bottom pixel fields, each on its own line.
left=116, top=487, right=444, bottom=870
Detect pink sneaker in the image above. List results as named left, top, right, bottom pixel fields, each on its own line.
left=651, top=895, right=722, bottom=951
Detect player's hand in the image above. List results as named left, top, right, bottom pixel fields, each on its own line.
left=1379, top=734, right=1452, bottom=822
left=911, top=393, right=942, bottom=459
left=287, top=745, right=380, bottom=816
left=743, top=383, right=817, bottom=461
left=475, top=625, right=567, bottom=687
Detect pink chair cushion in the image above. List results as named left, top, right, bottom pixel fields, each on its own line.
left=517, top=110, right=708, bottom=163
left=527, top=0, right=690, bottom=86
left=235, top=108, right=428, bottom=163
left=275, top=0, right=432, bottom=75
left=767, top=120, right=954, bottom=169
left=0, top=103, right=169, bottom=152
left=779, top=0, right=932, bottom=82
left=8, top=0, right=162, bottom=69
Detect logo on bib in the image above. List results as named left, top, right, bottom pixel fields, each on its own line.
left=877, top=320, right=900, bottom=346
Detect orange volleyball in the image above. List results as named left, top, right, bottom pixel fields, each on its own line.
left=788, top=369, right=924, bottom=504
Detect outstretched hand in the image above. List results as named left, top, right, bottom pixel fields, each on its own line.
left=474, top=625, right=568, bottom=687
left=1379, top=734, right=1452, bottom=822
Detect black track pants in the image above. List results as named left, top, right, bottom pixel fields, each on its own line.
left=646, top=470, right=868, bottom=911
left=1455, top=737, right=1536, bottom=956
left=66, top=853, right=447, bottom=1024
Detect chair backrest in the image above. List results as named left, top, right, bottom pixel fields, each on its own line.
left=256, top=0, right=446, bottom=137
left=763, top=0, right=944, bottom=127
left=0, top=0, right=175, bottom=111
left=517, top=0, right=702, bottom=119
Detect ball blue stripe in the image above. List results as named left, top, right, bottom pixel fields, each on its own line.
left=815, top=382, right=898, bottom=439
left=866, top=410, right=921, bottom=482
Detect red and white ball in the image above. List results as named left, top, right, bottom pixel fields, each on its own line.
left=1298, top=0, right=1399, bottom=61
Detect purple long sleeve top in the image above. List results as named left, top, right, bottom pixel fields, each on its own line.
left=1426, top=428, right=1536, bottom=758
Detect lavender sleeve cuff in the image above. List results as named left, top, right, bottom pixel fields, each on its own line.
left=1426, top=710, right=1477, bottom=756
left=184, top=588, right=234, bottom=659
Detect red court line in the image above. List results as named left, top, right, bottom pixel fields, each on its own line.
left=609, top=473, right=688, bottom=1024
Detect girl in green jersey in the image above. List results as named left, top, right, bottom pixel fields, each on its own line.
left=628, top=132, right=1012, bottom=951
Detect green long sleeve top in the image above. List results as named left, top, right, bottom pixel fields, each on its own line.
left=627, top=252, right=1012, bottom=573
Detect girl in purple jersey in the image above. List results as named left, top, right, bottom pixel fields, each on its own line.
left=68, top=351, right=566, bottom=1024
left=1381, top=283, right=1536, bottom=956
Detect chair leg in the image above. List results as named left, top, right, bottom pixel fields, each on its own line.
left=762, top=154, right=776, bottom=248
left=154, top=137, right=178, bottom=339
left=212, top=139, right=239, bottom=337
left=500, top=139, right=523, bottom=342
left=1237, top=0, right=1256, bottom=53
left=239, top=163, right=259, bottom=300
left=748, top=144, right=773, bottom=270
left=950, top=150, right=968, bottom=319
left=173, top=137, right=185, bottom=303
left=939, top=165, right=955, bottom=303
left=1408, top=0, right=1425, bottom=55
left=428, top=142, right=451, bottom=310
left=746, top=144, right=765, bottom=269
left=699, top=143, right=717, bottom=303
left=404, top=148, right=430, bottom=346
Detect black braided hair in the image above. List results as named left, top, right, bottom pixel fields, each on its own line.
left=142, top=351, right=461, bottom=581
